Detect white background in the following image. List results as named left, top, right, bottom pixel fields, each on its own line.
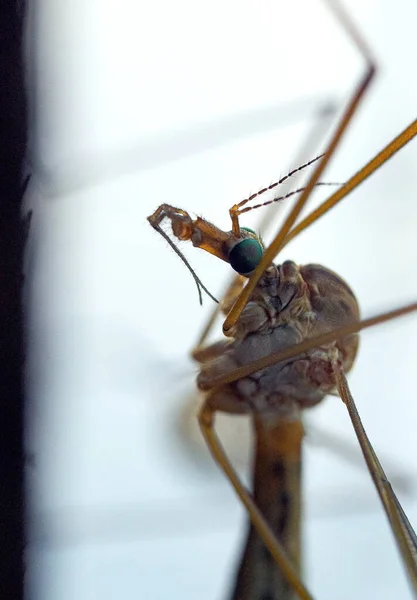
left=26, top=1, right=417, bottom=599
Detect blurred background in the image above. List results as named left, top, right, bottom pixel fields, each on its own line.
left=25, top=0, right=417, bottom=599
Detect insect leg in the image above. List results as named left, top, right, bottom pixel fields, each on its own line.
left=223, top=0, right=376, bottom=336
left=283, top=119, right=417, bottom=249
left=332, top=361, right=417, bottom=597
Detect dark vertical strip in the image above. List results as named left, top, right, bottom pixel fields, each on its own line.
left=0, top=1, right=28, bottom=599
left=229, top=417, right=303, bottom=600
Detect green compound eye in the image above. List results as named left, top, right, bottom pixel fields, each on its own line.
left=240, top=226, right=256, bottom=235
left=229, top=238, right=263, bottom=275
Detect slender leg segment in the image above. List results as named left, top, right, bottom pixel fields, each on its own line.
left=283, top=120, right=417, bottom=249
left=222, top=0, right=376, bottom=335
left=332, top=362, right=417, bottom=596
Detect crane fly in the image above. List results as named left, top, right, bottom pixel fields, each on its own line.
left=148, top=2, right=417, bottom=599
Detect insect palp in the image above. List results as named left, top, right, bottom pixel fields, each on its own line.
left=147, top=207, right=219, bottom=305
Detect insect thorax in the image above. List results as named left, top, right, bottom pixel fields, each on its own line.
left=198, top=260, right=359, bottom=417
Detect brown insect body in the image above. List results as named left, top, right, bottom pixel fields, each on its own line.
left=198, top=261, right=359, bottom=416
left=195, top=260, right=359, bottom=599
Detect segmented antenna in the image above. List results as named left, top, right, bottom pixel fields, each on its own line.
left=236, top=153, right=343, bottom=215
left=238, top=182, right=342, bottom=215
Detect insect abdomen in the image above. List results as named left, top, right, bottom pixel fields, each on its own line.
left=229, top=416, right=303, bottom=600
